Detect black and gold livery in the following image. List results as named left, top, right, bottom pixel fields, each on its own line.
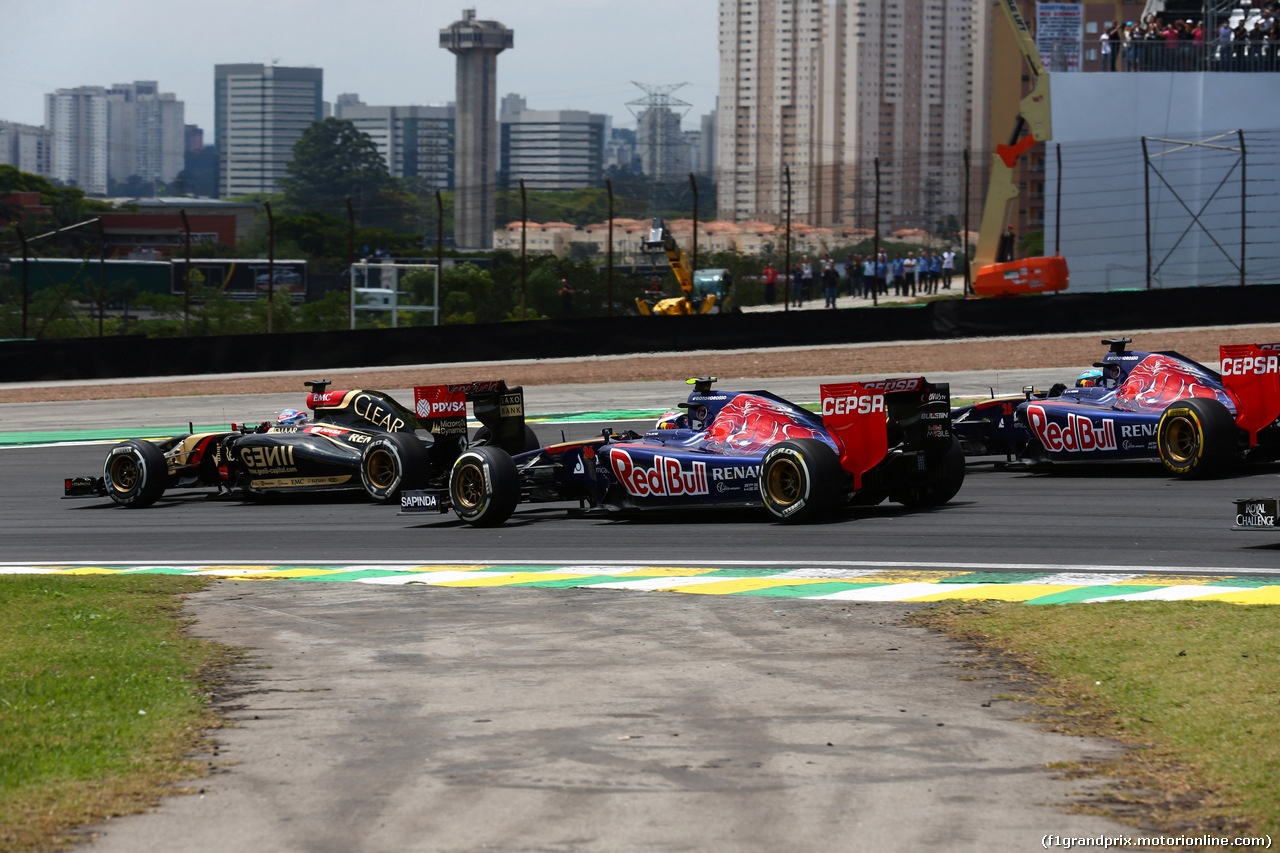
left=64, top=379, right=531, bottom=509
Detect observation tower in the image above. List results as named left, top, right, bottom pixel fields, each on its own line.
left=440, top=8, right=513, bottom=249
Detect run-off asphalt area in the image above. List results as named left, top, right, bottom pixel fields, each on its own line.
left=80, top=583, right=1134, bottom=853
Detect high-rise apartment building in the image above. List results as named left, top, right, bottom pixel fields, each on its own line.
left=500, top=108, right=606, bottom=190
left=716, top=0, right=978, bottom=232
left=844, top=0, right=976, bottom=232
left=698, top=108, right=718, bottom=177
left=46, top=87, right=110, bottom=195
left=106, top=81, right=185, bottom=186
left=333, top=94, right=455, bottom=188
left=43, top=81, right=186, bottom=195
left=440, top=8, right=513, bottom=249
left=215, top=64, right=324, bottom=197
left=717, top=1, right=826, bottom=222
left=0, top=121, right=47, bottom=176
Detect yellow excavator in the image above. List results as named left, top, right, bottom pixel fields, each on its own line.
left=635, top=218, right=733, bottom=315
left=972, top=0, right=1068, bottom=297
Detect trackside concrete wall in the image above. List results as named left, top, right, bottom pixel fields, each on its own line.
left=4, top=284, right=1280, bottom=382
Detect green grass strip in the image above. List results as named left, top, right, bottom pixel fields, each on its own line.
left=0, top=426, right=234, bottom=448
left=0, top=575, right=226, bottom=853
left=914, top=601, right=1280, bottom=838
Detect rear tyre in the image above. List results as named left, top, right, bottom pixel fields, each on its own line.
left=897, top=435, right=966, bottom=507
left=472, top=425, right=541, bottom=454
left=1157, top=397, right=1236, bottom=479
left=359, top=433, right=429, bottom=501
left=103, top=439, right=167, bottom=508
left=758, top=439, right=843, bottom=523
left=449, top=446, right=520, bottom=527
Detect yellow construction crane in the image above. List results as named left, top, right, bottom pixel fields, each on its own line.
left=635, top=219, right=733, bottom=315
left=972, top=0, right=1068, bottom=296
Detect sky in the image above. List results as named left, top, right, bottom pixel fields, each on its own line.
left=0, top=0, right=721, bottom=134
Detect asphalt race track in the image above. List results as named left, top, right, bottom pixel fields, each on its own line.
left=13, top=437, right=1280, bottom=572
left=6, top=373, right=1280, bottom=851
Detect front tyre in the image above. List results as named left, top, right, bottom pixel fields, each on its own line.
left=1157, top=397, right=1236, bottom=479
left=449, top=446, right=520, bottom=527
left=359, top=433, right=429, bottom=501
left=758, top=439, right=843, bottom=523
left=103, top=439, right=168, bottom=508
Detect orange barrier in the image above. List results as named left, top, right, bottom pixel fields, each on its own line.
left=973, top=255, right=1068, bottom=297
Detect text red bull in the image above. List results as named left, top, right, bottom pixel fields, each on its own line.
left=609, top=448, right=709, bottom=498
left=1026, top=405, right=1117, bottom=453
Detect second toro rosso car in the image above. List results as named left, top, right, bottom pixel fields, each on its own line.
left=404, top=375, right=965, bottom=526
left=951, top=338, right=1280, bottom=477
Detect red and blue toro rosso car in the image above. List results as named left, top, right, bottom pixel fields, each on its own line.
left=407, top=376, right=965, bottom=526
left=951, top=338, right=1280, bottom=477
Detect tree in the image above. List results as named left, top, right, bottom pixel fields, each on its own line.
left=438, top=263, right=502, bottom=325
left=1019, top=230, right=1045, bottom=257
left=280, top=119, right=400, bottom=223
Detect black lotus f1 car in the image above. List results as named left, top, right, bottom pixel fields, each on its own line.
left=64, top=379, right=532, bottom=508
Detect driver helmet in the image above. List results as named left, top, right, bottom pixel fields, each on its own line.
left=655, top=410, right=687, bottom=430
left=1076, top=368, right=1104, bottom=388
left=276, top=408, right=309, bottom=427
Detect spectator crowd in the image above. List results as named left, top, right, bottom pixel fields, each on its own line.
left=764, top=250, right=958, bottom=308
left=1092, top=9, right=1280, bottom=72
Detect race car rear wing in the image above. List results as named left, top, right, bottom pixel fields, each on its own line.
left=1220, top=343, right=1280, bottom=447
left=820, top=378, right=952, bottom=490
left=303, top=381, right=421, bottom=435
left=413, top=381, right=527, bottom=454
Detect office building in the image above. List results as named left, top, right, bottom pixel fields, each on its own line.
left=628, top=83, right=692, bottom=182
left=215, top=64, right=324, bottom=196
left=499, top=107, right=606, bottom=190
left=440, top=8, right=513, bottom=249
left=334, top=94, right=455, bottom=187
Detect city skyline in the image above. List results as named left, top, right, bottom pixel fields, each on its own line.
left=0, top=0, right=719, bottom=136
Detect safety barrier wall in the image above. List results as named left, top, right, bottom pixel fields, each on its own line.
left=3, top=284, right=1279, bottom=383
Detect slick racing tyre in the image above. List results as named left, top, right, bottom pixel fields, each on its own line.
left=103, top=439, right=168, bottom=508
left=449, top=446, right=520, bottom=527
left=897, top=435, right=966, bottom=508
left=359, top=433, right=429, bottom=501
left=1157, top=397, right=1236, bottom=479
left=472, top=425, right=541, bottom=454
left=758, top=439, right=843, bottom=523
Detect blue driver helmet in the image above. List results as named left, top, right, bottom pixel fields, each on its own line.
left=1076, top=368, right=1104, bottom=388
left=277, top=408, right=309, bottom=426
